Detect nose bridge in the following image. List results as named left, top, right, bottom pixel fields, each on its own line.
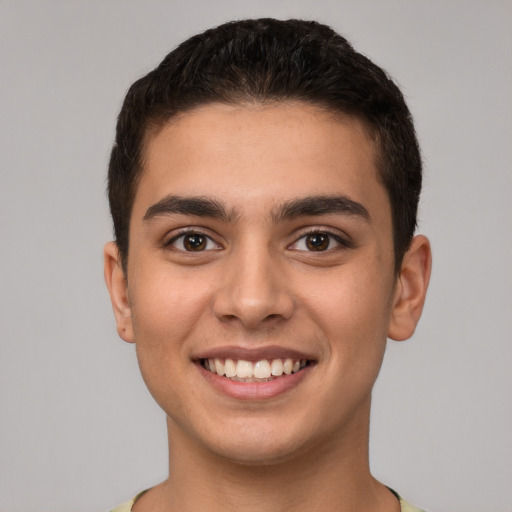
left=213, top=236, right=294, bottom=328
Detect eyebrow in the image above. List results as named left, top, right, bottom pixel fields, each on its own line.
left=143, top=194, right=370, bottom=224
left=143, top=195, right=235, bottom=223
left=272, top=195, right=371, bottom=223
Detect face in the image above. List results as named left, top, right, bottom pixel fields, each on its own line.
left=105, top=102, right=430, bottom=465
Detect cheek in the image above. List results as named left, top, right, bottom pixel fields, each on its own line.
left=308, top=264, right=394, bottom=372
left=312, top=265, right=392, bottom=333
left=129, top=271, right=214, bottom=412
left=129, top=270, right=213, bottom=359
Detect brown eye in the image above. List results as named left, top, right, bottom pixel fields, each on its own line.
left=168, top=232, right=219, bottom=252
left=290, top=231, right=349, bottom=252
left=305, top=233, right=330, bottom=251
left=183, top=234, right=207, bottom=251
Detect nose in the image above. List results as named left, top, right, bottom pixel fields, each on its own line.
left=212, top=243, right=294, bottom=329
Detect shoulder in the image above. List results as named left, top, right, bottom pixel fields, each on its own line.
left=398, top=494, right=428, bottom=512
left=388, top=487, right=427, bottom=512
left=107, top=499, right=134, bottom=512
left=107, top=490, right=147, bottom=512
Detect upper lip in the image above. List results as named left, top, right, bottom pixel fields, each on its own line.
left=192, top=345, right=316, bottom=362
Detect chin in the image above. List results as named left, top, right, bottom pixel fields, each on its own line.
left=200, top=421, right=320, bottom=467
left=213, top=441, right=304, bottom=467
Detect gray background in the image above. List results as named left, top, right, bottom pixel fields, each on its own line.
left=1, top=1, right=511, bottom=511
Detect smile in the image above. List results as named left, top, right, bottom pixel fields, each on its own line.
left=201, top=358, right=308, bottom=382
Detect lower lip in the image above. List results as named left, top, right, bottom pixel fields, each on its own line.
left=197, top=363, right=312, bottom=400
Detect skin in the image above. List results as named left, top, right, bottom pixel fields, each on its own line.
left=105, top=101, right=431, bottom=512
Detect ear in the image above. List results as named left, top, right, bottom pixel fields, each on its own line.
left=388, top=235, right=432, bottom=341
left=104, top=241, right=134, bottom=343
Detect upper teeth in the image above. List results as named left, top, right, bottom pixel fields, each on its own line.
left=204, top=358, right=306, bottom=381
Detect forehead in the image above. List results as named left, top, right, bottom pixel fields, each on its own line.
left=134, top=101, right=388, bottom=223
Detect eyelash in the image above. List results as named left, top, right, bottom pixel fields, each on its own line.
left=164, top=228, right=351, bottom=253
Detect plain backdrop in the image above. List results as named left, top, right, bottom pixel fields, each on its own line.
left=1, top=1, right=511, bottom=511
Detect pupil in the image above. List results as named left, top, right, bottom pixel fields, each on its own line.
left=185, top=234, right=206, bottom=251
left=306, top=233, right=329, bottom=251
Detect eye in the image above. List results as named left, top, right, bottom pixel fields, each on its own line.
left=167, top=231, right=220, bottom=252
left=291, top=231, right=347, bottom=252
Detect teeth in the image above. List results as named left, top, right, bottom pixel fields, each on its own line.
left=214, top=358, right=225, bottom=376
left=224, top=358, right=236, bottom=378
left=203, top=357, right=307, bottom=381
left=236, top=360, right=253, bottom=378
left=253, top=360, right=271, bottom=379
left=271, top=359, right=284, bottom=376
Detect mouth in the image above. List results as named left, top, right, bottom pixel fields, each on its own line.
left=200, top=357, right=310, bottom=383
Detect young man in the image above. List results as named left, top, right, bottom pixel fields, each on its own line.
left=104, top=18, right=431, bottom=512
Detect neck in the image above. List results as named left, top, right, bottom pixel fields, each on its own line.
left=133, top=396, right=399, bottom=512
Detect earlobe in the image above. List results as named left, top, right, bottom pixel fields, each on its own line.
left=388, top=235, right=432, bottom=341
left=103, top=241, right=135, bottom=343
